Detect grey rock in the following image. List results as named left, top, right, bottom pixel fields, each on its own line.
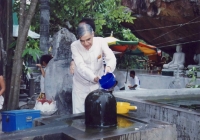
left=44, top=28, right=76, bottom=114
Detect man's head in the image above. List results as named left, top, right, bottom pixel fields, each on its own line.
left=40, top=54, right=53, bottom=67
left=79, top=18, right=95, bottom=32
left=130, top=70, right=135, bottom=78
left=77, top=24, right=94, bottom=50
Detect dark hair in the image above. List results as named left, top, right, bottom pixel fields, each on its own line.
left=79, top=18, right=95, bottom=32
left=40, top=54, right=53, bottom=65
left=130, top=70, right=135, bottom=75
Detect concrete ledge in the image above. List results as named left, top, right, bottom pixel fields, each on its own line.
left=0, top=113, right=177, bottom=140
left=115, top=94, right=200, bottom=140
left=114, top=88, right=200, bottom=100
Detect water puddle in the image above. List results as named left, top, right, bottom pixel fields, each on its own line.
left=65, top=116, right=147, bottom=132
left=148, top=97, right=200, bottom=111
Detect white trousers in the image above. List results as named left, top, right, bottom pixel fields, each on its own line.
left=72, top=78, right=99, bottom=114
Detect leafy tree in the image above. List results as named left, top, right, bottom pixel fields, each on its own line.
left=22, top=37, right=42, bottom=62
left=14, top=0, right=136, bottom=39
left=49, top=0, right=136, bottom=38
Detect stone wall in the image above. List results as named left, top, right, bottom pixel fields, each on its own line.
left=116, top=95, right=200, bottom=140
left=138, top=74, right=200, bottom=89
left=117, top=69, right=200, bottom=89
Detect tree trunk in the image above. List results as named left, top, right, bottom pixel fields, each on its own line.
left=7, top=0, right=38, bottom=110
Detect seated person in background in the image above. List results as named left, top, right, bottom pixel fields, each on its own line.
left=188, top=54, right=200, bottom=69
left=113, top=69, right=125, bottom=90
left=163, top=44, right=185, bottom=70
left=36, top=54, right=53, bottom=94
left=128, top=70, right=140, bottom=90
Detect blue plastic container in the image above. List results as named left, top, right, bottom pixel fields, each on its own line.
left=99, top=73, right=116, bottom=89
left=1, top=109, right=41, bottom=132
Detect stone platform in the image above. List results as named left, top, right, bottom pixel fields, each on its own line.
left=114, top=89, right=200, bottom=140
left=0, top=112, right=177, bottom=140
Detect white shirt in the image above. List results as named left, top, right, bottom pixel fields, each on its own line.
left=130, top=76, right=140, bottom=88
left=71, top=37, right=116, bottom=86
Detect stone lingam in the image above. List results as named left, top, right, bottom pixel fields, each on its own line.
left=85, top=89, right=117, bottom=127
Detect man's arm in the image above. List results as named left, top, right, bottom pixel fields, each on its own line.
left=36, top=64, right=45, bottom=77
left=70, top=60, right=75, bottom=74
left=128, top=84, right=137, bottom=89
left=71, top=44, right=97, bottom=83
left=0, top=76, right=5, bottom=95
left=101, top=38, right=116, bottom=74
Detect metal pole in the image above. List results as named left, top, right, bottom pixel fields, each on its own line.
left=39, top=0, right=50, bottom=54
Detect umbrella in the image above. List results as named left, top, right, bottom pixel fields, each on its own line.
left=104, top=36, right=158, bottom=55
left=104, top=36, right=160, bottom=86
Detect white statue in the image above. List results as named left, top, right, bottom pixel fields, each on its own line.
left=163, top=44, right=185, bottom=70
left=187, top=54, right=200, bottom=69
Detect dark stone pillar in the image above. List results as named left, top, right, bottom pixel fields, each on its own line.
left=0, top=0, right=12, bottom=109
left=39, top=0, right=50, bottom=54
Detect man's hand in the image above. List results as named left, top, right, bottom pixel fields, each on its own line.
left=94, top=76, right=100, bottom=83
left=36, top=64, right=42, bottom=68
left=104, top=66, right=112, bottom=75
left=70, top=61, right=75, bottom=74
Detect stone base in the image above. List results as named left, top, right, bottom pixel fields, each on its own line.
left=162, top=69, right=184, bottom=76
left=161, top=69, right=174, bottom=76
left=0, top=113, right=177, bottom=140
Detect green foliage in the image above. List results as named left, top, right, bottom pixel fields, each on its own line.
left=186, top=67, right=200, bottom=88
left=13, top=0, right=144, bottom=72
left=49, top=0, right=136, bottom=39
left=9, top=37, right=42, bottom=62
left=122, top=29, right=139, bottom=41
left=13, top=0, right=137, bottom=41
left=22, top=37, right=43, bottom=62
left=116, top=55, right=148, bottom=69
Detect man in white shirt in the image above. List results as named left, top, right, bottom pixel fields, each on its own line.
left=71, top=24, right=116, bottom=114
left=128, top=70, right=140, bottom=90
